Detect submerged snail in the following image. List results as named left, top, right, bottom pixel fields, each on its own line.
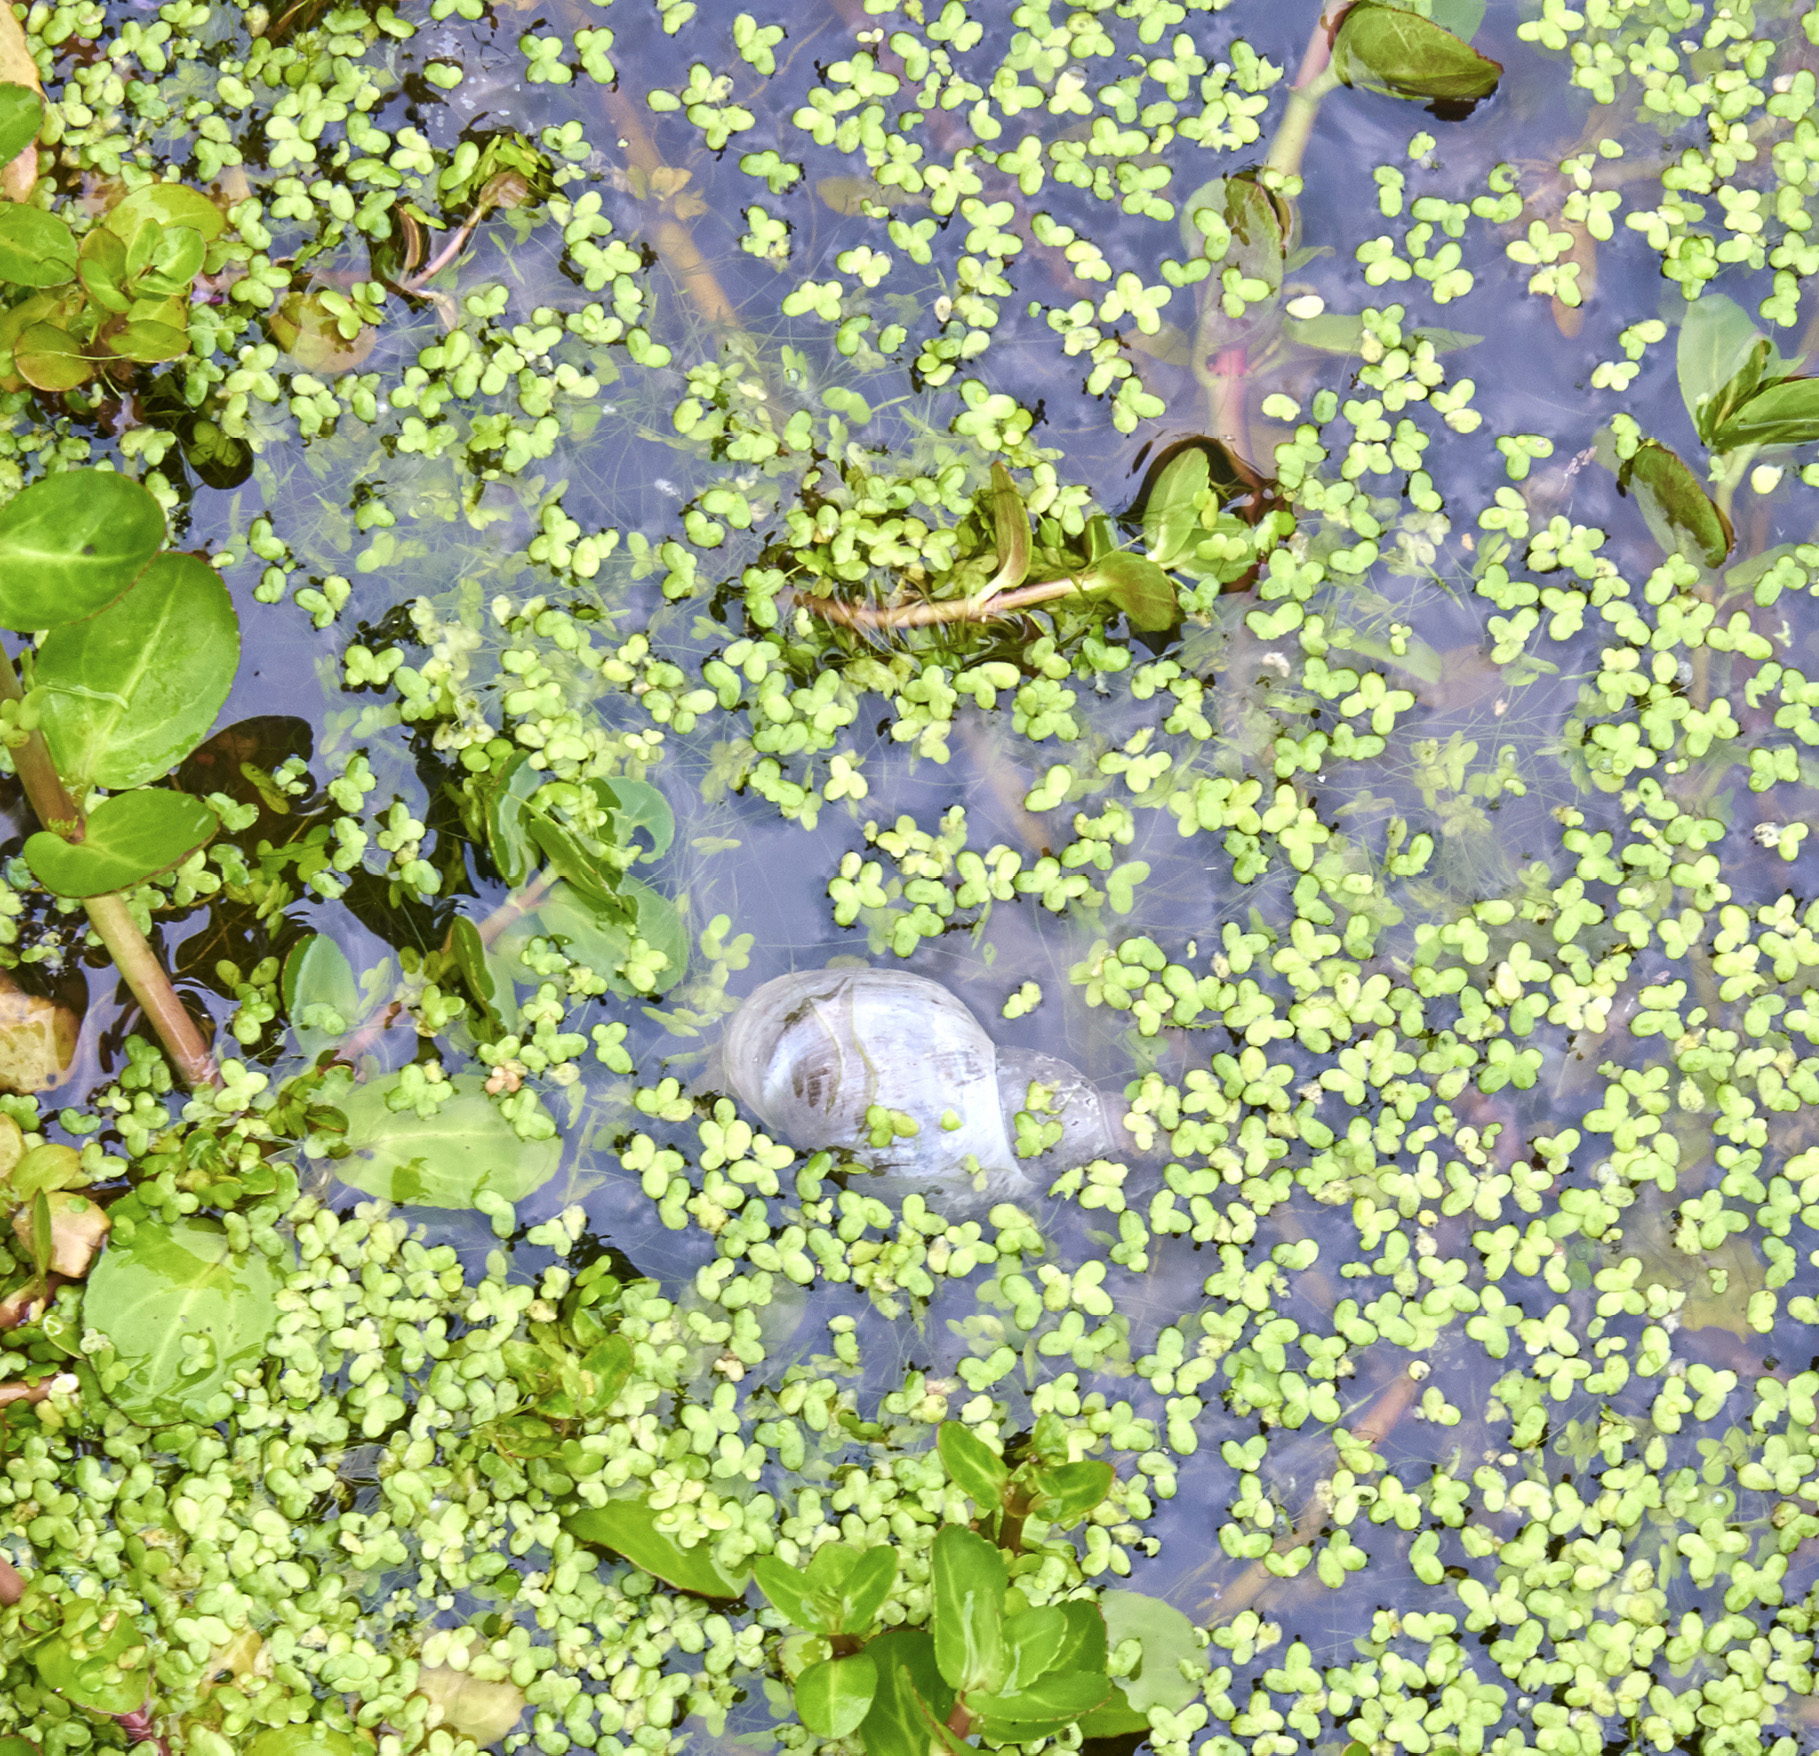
left=720, top=966, right=1126, bottom=1190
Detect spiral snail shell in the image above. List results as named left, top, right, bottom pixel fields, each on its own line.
left=720, top=966, right=1124, bottom=1189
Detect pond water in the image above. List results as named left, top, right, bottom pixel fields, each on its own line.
left=4, top=0, right=1819, bottom=1751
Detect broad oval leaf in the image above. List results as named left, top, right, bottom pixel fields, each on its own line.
left=0, top=470, right=164, bottom=629
left=1618, top=440, right=1733, bottom=567
left=1001, top=1604, right=1068, bottom=1691
left=753, top=1555, right=834, bottom=1631
left=103, top=318, right=191, bottom=364
left=334, top=1071, right=559, bottom=1208
left=929, top=1523, right=1008, bottom=1695
left=0, top=206, right=73, bottom=288
left=15, top=325, right=92, bottom=392
left=839, top=1545, right=900, bottom=1633
left=859, top=1631, right=954, bottom=1756
left=1027, top=1458, right=1116, bottom=1525
left=937, top=1419, right=1009, bottom=1507
left=269, top=290, right=374, bottom=372
left=1711, top=375, right=1819, bottom=451
left=1085, top=551, right=1178, bottom=632
left=33, top=1619, right=149, bottom=1714
left=37, top=550, right=239, bottom=791
left=282, top=932, right=362, bottom=1059
left=0, top=1737, right=40, bottom=1756
left=25, top=789, right=218, bottom=898
left=1331, top=2, right=1502, bottom=107
left=244, top=1730, right=358, bottom=1756
left=797, top=1653, right=878, bottom=1739
left=1140, top=445, right=1209, bottom=568
left=1097, top=1590, right=1208, bottom=1712
left=499, top=877, right=689, bottom=999
left=595, top=776, right=676, bottom=860
left=566, top=1499, right=748, bottom=1598
left=105, top=182, right=225, bottom=246
left=82, top=1215, right=285, bottom=1425
left=0, top=83, right=43, bottom=169
left=1677, top=293, right=1763, bottom=440
left=969, top=1669, right=1113, bottom=1738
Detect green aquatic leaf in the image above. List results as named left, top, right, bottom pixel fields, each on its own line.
left=754, top=1556, right=834, bottom=1631
left=37, top=550, right=238, bottom=791
left=244, top=1731, right=358, bottom=1756
left=837, top=1546, right=899, bottom=1632
left=83, top=1215, right=285, bottom=1425
left=1427, top=0, right=1486, bottom=39
left=0, top=1738, right=40, bottom=1756
left=1677, top=295, right=1764, bottom=442
left=1141, top=446, right=1209, bottom=568
left=930, top=1524, right=1008, bottom=1694
left=1710, top=375, right=1819, bottom=450
left=14, top=324, right=92, bottom=392
left=0, top=470, right=164, bottom=629
left=1085, top=552, right=1178, bottom=631
left=860, top=1632, right=954, bottom=1756
left=282, top=932, right=362, bottom=1058
left=981, top=461, right=1031, bottom=600
left=0, top=205, right=74, bottom=287
left=104, top=182, right=225, bottom=246
left=1000, top=1605, right=1068, bottom=1690
left=1027, top=1458, right=1115, bottom=1525
left=334, top=1072, right=559, bottom=1208
left=1097, top=1590, right=1208, bottom=1712
left=33, top=1619, right=149, bottom=1715
left=483, top=751, right=542, bottom=884
left=937, top=1419, right=1009, bottom=1508
left=1619, top=440, right=1733, bottom=567
left=969, top=1669, right=1113, bottom=1738
left=103, top=319, right=192, bottom=364
left=505, top=877, right=689, bottom=999
left=595, top=775, right=675, bottom=859
left=25, top=789, right=218, bottom=898
left=1331, top=2, right=1502, bottom=105
left=450, top=915, right=505, bottom=1033
left=797, top=1652, right=878, bottom=1739
left=566, top=1499, right=747, bottom=1597
left=0, top=83, right=42, bottom=167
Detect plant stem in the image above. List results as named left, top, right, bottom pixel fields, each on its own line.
left=0, top=647, right=219, bottom=1089
left=0, top=1553, right=21, bottom=1604
left=1264, top=10, right=1343, bottom=181
left=800, top=572, right=1105, bottom=629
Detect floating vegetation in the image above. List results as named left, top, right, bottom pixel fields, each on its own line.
left=2, top=0, right=1819, bottom=1752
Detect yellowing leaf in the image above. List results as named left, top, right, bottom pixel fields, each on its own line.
left=0, top=8, right=41, bottom=202
left=413, top=1667, right=527, bottom=1743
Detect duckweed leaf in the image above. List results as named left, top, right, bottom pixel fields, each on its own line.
left=0, top=84, right=41, bottom=170
left=1331, top=3, right=1502, bottom=107
left=335, top=1072, right=559, bottom=1207
left=83, top=1215, right=285, bottom=1425
left=37, top=551, right=239, bottom=791
left=0, top=206, right=73, bottom=287
left=797, top=1653, right=878, bottom=1739
left=1678, top=294, right=1763, bottom=440
left=1710, top=375, right=1819, bottom=450
left=33, top=1620, right=149, bottom=1714
left=860, top=1632, right=953, bottom=1756
left=1096, top=1590, right=1207, bottom=1713
left=0, top=471, right=164, bottom=629
left=566, top=1499, right=747, bottom=1597
left=930, top=1524, right=1007, bottom=1694
left=1619, top=440, right=1733, bottom=567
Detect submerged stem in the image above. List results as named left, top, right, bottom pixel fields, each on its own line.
left=0, top=647, right=220, bottom=1090
left=1264, top=9, right=1343, bottom=181
left=801, top=572, right=1103, bottom=630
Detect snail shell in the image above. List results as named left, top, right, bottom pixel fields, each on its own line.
left=721, top=966, right=1123, bottom=1187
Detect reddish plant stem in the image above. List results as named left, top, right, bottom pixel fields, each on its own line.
left=113, top=1706, right=170, bottom=1756
left=0, top=646, right=219, bottom=1089
left=0, top=1379, right=51, bottom=1406
left=0, top=1553, right=22, bottom=1604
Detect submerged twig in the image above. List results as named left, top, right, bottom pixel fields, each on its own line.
left=800, top=573, right=1100, bottom=630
